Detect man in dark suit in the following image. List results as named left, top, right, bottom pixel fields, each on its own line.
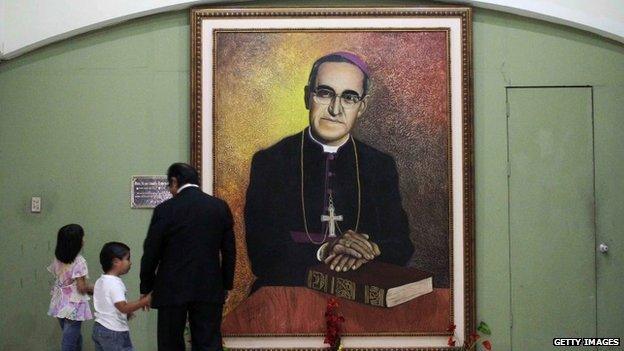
left=245, top=52, right=414, bottom=292
left=140, top=163, right=236, bottom=351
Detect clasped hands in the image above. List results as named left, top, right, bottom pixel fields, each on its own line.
left=322, top=230, right=381, bottom=272
left=140, top=293, right=151, bottom=311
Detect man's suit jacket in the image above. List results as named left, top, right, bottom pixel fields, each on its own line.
left=140, top=186, right=236, bottom=308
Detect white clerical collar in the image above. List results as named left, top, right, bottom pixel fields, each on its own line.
left=177, top=183, right=199, bottom=193
left=308, top=128, right=349, bottom=154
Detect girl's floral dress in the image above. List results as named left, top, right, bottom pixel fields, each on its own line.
left=47, top=254, right=93, bottom=320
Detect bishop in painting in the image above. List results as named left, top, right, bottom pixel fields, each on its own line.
left=244, top=52, right=415, bottom=292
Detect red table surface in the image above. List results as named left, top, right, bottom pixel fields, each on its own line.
left=223, top=287, right=451, bottom=335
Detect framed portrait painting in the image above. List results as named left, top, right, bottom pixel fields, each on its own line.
left=191, top=7, right=473, bottom=350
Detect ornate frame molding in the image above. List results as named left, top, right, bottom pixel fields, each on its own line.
left=190, top=6, right=474, bottom=350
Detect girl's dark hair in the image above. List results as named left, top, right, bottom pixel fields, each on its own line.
left=99, top=242, right=131, bottom=272
left=55, top=224, right=85, bottom=264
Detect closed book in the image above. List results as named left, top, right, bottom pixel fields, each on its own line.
left=306, top=261, right=433, bottom=308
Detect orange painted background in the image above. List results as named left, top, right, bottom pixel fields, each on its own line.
left=212, top=30, right=450, bottom=330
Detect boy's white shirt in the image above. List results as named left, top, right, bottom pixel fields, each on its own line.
left=93, top=274, right=129, bottom=331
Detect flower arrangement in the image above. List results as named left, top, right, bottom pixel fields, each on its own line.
left=447, top=322, right=492, bottom=350
left=324, top=297, right=345, bottom=351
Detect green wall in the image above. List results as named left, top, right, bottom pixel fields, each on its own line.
left=0, top=11, right=190, bottom=350
left=1, top=2, right=622, bottom=350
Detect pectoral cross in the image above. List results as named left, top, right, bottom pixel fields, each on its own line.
left=321, top=202, right=343, bottom=238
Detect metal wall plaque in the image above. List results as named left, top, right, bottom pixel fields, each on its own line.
left=131, top=176, right=172, bottom=209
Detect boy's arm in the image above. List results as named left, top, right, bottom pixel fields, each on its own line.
left=75, top=276, right=94, bottom=295
left=114, top=295, right=151, bottom=314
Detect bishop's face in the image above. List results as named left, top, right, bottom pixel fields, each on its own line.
left=307, top=62, right=369, bottom=146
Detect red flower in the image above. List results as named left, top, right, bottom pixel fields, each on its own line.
left=327, top=297, right=339, bottom=310
left=482, top=340, right=492, bottom=350
left=446, top=323, right=456, bottom=333
left=324, top=298, right=344, bottom=350
left=447, top=336, right=456, bottom=347
left=470, top=332, right=480, bottom=341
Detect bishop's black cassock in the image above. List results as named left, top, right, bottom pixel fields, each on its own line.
left=245, top=128, right=414, bottom=292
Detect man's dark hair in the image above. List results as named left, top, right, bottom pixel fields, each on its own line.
left=55, top=224, right=85, bottom=264
left=99, top=242, right=131, bottom=272
left=306, top=54, right=370, bottom=98
left=167, top=163, right=200, bottom=187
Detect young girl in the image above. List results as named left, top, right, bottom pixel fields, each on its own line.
left=47, top=224, right=94, bottom=351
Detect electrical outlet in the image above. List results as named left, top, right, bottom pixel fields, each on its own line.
left=31, top=197, right=41, bottom=213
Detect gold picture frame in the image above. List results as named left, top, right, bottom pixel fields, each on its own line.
left=191, top=6, right=473, bottom=350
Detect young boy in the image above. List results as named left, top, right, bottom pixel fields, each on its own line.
left=92, top=242, right=150, bottom=351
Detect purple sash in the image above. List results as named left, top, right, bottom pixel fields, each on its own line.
left=290, top=231, right=327, bottom=244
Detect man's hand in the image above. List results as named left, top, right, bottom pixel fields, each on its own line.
left=331, top=230, right=380, bottom=259
left=323, top=230, right=381, bottom=271
left=140, top=294, right=151, bottom=311
left=324, top=254, right=368, bottom=271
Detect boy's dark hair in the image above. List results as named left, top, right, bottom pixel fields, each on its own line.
left=167, top=163, right=200, bottom=187
left=99, top=242, right=131, bottom=272
left=55, top=224, right=85, bottom=264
